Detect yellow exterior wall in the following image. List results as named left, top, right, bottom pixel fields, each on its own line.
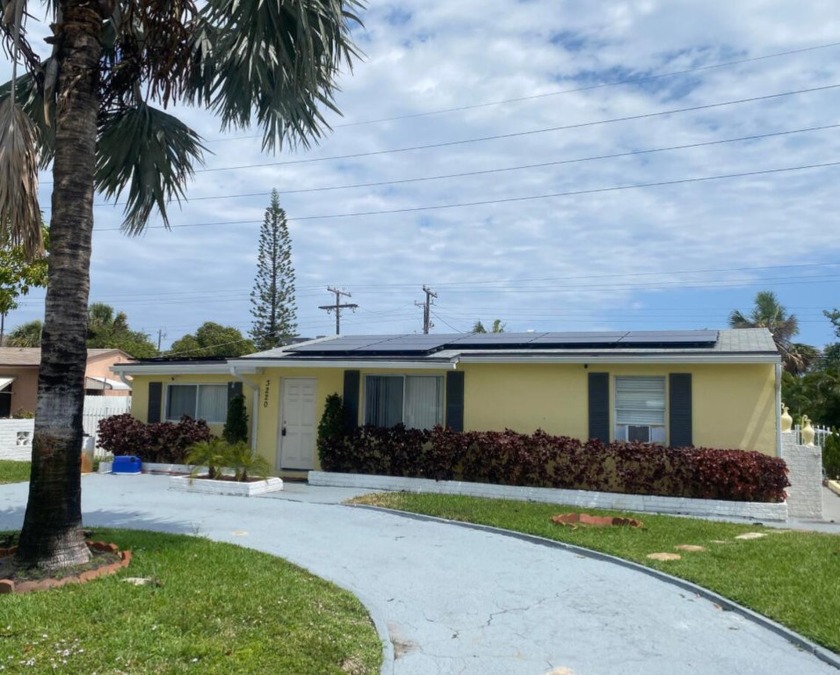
left=127, top=359, right=778, bottom=472
left=462, top=361, right=777, bottom=455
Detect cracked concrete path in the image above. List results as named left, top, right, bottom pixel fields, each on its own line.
left=1, top=475, right=836, bottom=675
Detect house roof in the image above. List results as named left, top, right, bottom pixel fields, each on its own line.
left=112, top=329, right=781, bottom=376
left=243, top=328, right=778, bottom=359
left=0, top=348, right=133, bottom=367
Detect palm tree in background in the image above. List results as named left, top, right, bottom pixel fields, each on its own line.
left=7, top=319, right=43, bottom=347
left=0, top=0, right=363, bottom=569
left=729, top=291, right=813, bottom=373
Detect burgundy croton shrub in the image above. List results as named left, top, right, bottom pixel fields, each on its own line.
left=97, top=413, right=213, bottom=464
left=318, top=425, right=789, bottom=503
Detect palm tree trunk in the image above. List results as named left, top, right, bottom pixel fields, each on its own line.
left=16, top=0, right=104, bottom=569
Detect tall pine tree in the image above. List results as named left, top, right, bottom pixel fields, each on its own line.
left=250, top=190, right=298, bottom=351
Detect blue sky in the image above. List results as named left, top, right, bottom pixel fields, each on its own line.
left=4, top=0, right=840, bottom=352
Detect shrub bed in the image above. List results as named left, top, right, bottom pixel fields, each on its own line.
left=97, top=414, right=213, bottom=464
left=318, top=425, right=789, bottom=503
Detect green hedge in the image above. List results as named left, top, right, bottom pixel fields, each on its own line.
left=318, top=423, right=789, bottom=503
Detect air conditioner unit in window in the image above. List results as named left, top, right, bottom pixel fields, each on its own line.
left=626, top=425, right=651, bottom=443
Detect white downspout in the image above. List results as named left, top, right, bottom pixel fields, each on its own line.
left=229, top=366, right=260, bottom=452
left=774, top=362, right=782, bottom=457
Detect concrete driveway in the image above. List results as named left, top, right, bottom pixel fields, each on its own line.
left=1, top=475, right=837, bottom=675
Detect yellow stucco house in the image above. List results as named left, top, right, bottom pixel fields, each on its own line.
left=111, top=328, right=782, bottom=473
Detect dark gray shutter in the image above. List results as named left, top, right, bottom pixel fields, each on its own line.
left=588, top=372, right=610, bottom=441
left=148, top=382, right=163, bottom=423
left=227, top=381, right=243, bottom=402
left=669, top=373, right=693, bottom=448
left=445, top=371, right=465, bottom=432
left=343, top=370, right=360, bottom=430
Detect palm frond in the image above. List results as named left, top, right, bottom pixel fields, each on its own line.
left=0, top=66, right=55, bottom=168
left=194, top=0, right=364, bottom=152
left=0, top=96, right=42, bottom=256
left=95, top=103, right=206, bottom=234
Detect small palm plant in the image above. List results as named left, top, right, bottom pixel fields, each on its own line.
left=185, top=438, right=230, bottom=481
left=227, top=441, right=271, bottom=482
left=185, top=438, right=272, bottom=482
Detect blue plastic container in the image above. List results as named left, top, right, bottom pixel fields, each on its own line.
left=112, top=455, right=142, bottom=475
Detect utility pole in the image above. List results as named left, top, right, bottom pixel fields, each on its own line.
left=157, top=329, right=167, bottom=353
left=414, top=285, right=437, bottom=334
left=319, top=287, right=358, bottom=335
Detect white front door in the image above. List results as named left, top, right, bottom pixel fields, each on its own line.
left=278, top=378, right=317, bottom=470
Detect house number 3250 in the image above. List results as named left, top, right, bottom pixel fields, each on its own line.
left=263, top=379, right=270, bottom=408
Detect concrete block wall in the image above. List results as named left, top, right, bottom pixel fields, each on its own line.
left=0, top=419, right=35, bottom=461
left=781, top=431, right=823, bottom=519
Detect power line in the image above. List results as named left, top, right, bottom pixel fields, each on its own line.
left=206, top=41, right=840, bottom=136
left=92, top=158, right=840, bottom=230
left=49, top=123, right=840, bottom=210
left=189, top=83, right=840, bottom=172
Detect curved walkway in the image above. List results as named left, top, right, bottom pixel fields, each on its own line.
left=1, top=475, right=837, bottom=675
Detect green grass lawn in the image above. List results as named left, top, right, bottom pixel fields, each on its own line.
left=0, top=461, right=30, bottom=485
left=0, top=529, right=382, bottom=674
left=352, top=492, right=840, bottom=654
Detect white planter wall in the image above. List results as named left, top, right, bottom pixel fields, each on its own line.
left=0, top=419, right=34, bottom=461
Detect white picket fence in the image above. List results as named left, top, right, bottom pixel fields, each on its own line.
left=0, top=396, right=131, bottom=460
left=83, top=396, right=132, bottom=456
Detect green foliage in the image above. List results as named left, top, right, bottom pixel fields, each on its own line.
left=86, top=302, right=158, bottom=358
left=472, top=319, right=505, bottom=334
left=0, top=460, right=31, bottom=484
left=0, top=225, right=48, bottom=317
left=223, top=394, right=249, bottom=444
left=186, top=438, right=271, bottom=482
left=226, top=441, right=271, bottom=481
left=186, top=437, right=230, bottom=480
left=0, top=529, right=382, bottom=673
left=96, top=104, right=206, bottom=233
left=823, top=430, right=840, bottom=481
left=825, top=309, right=840, bottom=337
left=317, top=393, right=347, bottom=468
left=250, top=189, right=298, bottom=351
left=783, top=369, right=840, bottom=429
left=169, top=321, right=255, bottom=358
left=729, top=291, right=810, bottom=373
left=7, top=319, right=42, bottom=347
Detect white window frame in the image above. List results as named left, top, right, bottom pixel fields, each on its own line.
left=363, top=374, right=444, bottom=430
left=165, top=383, right=228, bottom=424
left=614, top=376, right=666, bottom=444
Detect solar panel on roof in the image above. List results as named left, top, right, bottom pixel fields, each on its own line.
left=287, top=336, right=399, bottom=353
left=452, top=332, right=541, bottom=346
left=529, top=332, right=626, bottom=346
left=366, top=336, right=451, bottom=353
left=619, top=330, right=717, bottom=345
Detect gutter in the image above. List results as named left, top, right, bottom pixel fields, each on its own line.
left=229, top=365, right=260, bottom=452
left=231, top=358, right=455, bottom=370
left=775, top=362, right=783, bottom=457
left=454, top=354, right=781, bottom=365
